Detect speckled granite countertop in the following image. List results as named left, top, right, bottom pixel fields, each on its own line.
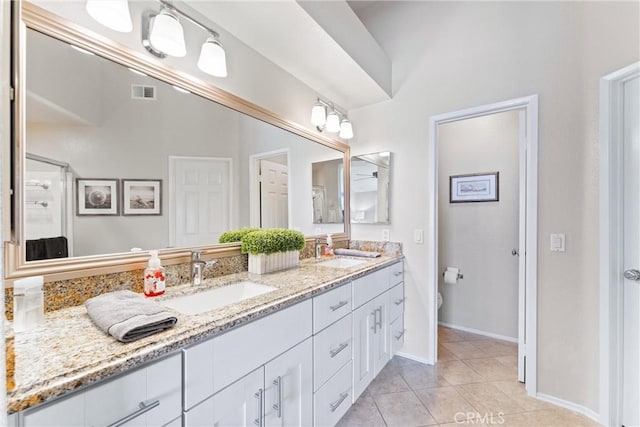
left=7, top=255, right=403, bottom=414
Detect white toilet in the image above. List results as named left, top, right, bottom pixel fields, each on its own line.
left=437, top=292, right=443, bottom=309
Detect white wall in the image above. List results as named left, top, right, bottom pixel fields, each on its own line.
left=437, top=110, right=519, bottom=339
left=349, top=0, right=639, bottom=413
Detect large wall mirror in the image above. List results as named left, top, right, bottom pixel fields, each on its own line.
left=7, top=3, right=350, bottom=279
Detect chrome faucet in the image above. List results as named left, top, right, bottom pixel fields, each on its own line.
left=191, top=250, right=216, bottom=286
left=315, top=238, right=325, bottom=260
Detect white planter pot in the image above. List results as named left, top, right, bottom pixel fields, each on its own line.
left=248, top=250, right=300, bottom=274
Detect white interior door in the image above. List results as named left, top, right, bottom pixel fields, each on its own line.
left=259, top=159, right=288, bottom=228
left=169, top=157, right=231, bottom=247
left=622, top=74, right=640, bottom=427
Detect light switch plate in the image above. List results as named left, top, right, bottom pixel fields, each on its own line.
left=414, top=229, right=424, bottom=244
left=550, top=233, right=565, bottom=252
left=382, top=229, right=390, bottom=242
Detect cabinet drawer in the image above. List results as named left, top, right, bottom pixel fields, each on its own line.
left=353, top=268, right=388, bottom=309
left=85, top=353, right=181, bottom=427
left=212, top=299, right=311, bottom=393
left=388, top=283, right=404, bottom=322
left=313, top=360, right=353, bottom=427
left=389, top=261, right=404, bottom=286
left=313, top=313, right=352, bottom=392
left=313, top=282, right=352, bottom=333
left=390, top=316, right=405, bottom=356
left=23, top=392, right=84, bottom=427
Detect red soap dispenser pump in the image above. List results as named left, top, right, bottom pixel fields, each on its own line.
left=144, top=250, right=166, bottom=297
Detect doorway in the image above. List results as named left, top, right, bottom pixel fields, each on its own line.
left=599, top=62, right=640, bottom=427
left=249, top=150, right=290, bottom=229
left=429, top=95, right=539, bottom=396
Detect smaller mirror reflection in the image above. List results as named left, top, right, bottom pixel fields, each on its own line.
left=311, top=159, right=344, bottom=224
left=351, top=152, right=391, bottom=224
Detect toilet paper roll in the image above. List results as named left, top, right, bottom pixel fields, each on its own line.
left=444, top=267, right=460, bottom=285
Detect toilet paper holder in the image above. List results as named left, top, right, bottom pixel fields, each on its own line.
left=442, top=270, right=464, bottom=279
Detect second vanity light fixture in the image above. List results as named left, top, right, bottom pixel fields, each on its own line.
left=311, top=98, right=354, bottom=140
left=85, top=0, right=228, bottom=78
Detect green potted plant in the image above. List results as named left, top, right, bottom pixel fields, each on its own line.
left=241, top=228, right=306, bottom=274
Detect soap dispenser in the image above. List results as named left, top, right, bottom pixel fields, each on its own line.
left=326, top=233, right=334, bottom=256
left=144, top=250, right=166, bottom=297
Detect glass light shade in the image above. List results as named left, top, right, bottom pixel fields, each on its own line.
left=310, top=103, right=326, bottom=127
left=197, top=37, right=228, bottom=77
left=339, top=119, right=354, bottom=139
left=86, top=0, right=132, bottom=33
left=326, top=111, right=341, bottom=133
left=149, top=10, right=186, bottom=57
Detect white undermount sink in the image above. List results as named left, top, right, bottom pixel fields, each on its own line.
left=162, top=281, right=277, bottom=315
left=317, top=257, right=367, bottom=269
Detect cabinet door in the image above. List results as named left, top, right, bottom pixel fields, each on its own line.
left=352, top=300, right=375, bottom=400
left=185, top=367, right=264, bottom=427
left=372, top=292, right=390, bottom=377
left=264, top=338, right=313, bottom=427
left=390, top=315, right=405, bottom=356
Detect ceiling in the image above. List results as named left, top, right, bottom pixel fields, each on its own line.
left=182, top=0, right=392, bottom=111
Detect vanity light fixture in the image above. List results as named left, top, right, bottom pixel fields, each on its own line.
left=310, top=98, right=354, bottom=140
left=137, top=0, right=228, bottom=78
left=85, top=0, right=133, bottom=33
left=197, top=35, right=227, bottom=78
left=148, top=7, right=186, bottom=57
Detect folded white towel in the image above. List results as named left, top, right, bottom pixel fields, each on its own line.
left=85, top=290, right=177, bottom=343
left=334, top=248, right=381, bottom=258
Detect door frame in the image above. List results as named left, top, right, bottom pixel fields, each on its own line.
left=428, top=94, right=539, bottom=396
left=249, top=149, right=291, bottom=228
left=168, top=156, right=233, bottom=247
left=599, top=61, right=640, bottom=427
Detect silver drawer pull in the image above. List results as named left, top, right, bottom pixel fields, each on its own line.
left=394, top=298, right=404, bottom=306
left=273, top=376, right=282, bottom=418
left=329, top=341, right=349, bottom=358
left=329, top=392, right=349, bottom=413
left=107, top=400, right=159, bottom=427
left=394, top=271, right=403, bottom=277
left=329, top=300, right=349, bottom=311
left=254, top=388, right=263, bottom=427
left=395, top=330, right=405, bottom=340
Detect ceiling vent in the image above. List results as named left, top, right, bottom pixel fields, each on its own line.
left=131, top=84, right=156, bottom=100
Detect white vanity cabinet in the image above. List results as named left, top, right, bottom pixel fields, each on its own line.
left=352, top=261, right=404, bottom=401
left=183, top=300, right=313, bottom=427
left=22, top=353, right=182, bottom=427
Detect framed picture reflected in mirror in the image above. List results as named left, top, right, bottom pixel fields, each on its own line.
left=76, top=178, right=119, bottom=215
left=121, top=179, right=162, bottom=216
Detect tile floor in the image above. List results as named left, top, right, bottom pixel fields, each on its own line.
left=337, top=326, right=599, bottom=427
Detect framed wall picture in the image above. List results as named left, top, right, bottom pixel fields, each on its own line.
left=450, top=172, right=499, bottom=203
left=76, top=178, right=119, bottom=215
left=122, top=179, right=162, bottom=215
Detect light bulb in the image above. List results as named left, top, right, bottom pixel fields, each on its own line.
left=197, top=36, right=228, bottom=77
left=339, top=119, right=354, bottom=139
left=86, top=0, right=132, bottom=33
left=326, top=111, right=340, bottom=133
left=311, top=103, right=326, bottom=127
left=149, top=9, right=186, bottom=57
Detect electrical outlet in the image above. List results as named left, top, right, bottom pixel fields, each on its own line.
left=382, top=229, right=390, bottom=241
left=414, top=229, right=424, bottom=244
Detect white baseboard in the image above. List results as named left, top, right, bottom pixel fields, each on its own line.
left=394, top=351, right=433, bottom=365
left=438, top=322, right=518, bottom=343
left=536, top=393, right=600, bottom=423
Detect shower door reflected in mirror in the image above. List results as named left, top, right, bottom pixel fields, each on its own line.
left=351, top=152, right=391, bottom=224
left=312, top=159, right=344, bottom=225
